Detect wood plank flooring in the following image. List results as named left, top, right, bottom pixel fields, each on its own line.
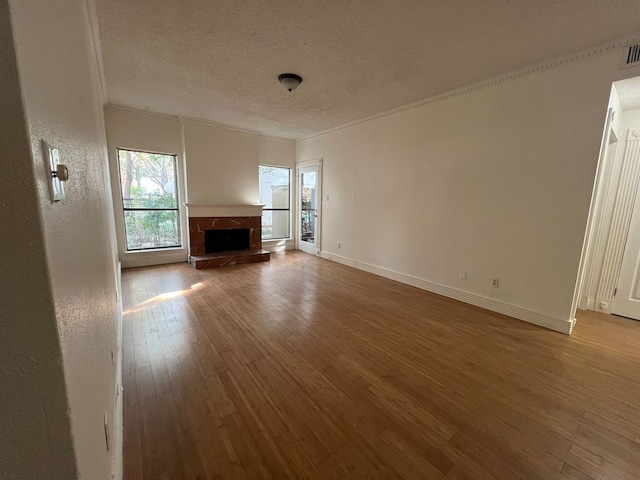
left=122, top=251, right=640, bottom=479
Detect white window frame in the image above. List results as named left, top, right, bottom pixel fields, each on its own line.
left=259, top=164, right=292, bottom=241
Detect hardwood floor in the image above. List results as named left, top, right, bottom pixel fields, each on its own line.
left=122, top=251, right=640, bottom=479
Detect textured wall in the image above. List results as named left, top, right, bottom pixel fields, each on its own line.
left=94, top=0, right=640, bottom=139
left=7, top=0, right=120, bottom=478
left=0, top=1, right=78, bottom=477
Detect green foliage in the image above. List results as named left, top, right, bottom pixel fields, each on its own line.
left=119, top=150, right=180, bottom=249
left=125, top=191, right=179, bottom=249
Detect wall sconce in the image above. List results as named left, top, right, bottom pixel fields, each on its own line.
left=42, top=140, right=68, bottom=202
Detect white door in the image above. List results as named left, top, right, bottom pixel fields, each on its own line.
left=297, top=162, right=321, bottom=255
left=613, top=179, right=640, bottom=320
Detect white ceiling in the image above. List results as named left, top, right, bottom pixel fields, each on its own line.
left=615, top=76, right=640, bottom=111
left=95, top=0, right=640, bottom=140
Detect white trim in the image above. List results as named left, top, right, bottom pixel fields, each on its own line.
left=297, top=34, right=640, bottom=144
left=297, top=156, right=323, bottom=167
left=262, top=238, right=295, bottom=252
left=184, top=203, right=264, bottom=218
left=574, top=108, right=616, bottom=313
left=296, top=159, right=323, bottom=255
left=82, top=0, right=107, bottom=104
left=179, top=115, right=261, bottom=136
left=110, top=148, right=188, bottom=267
left=105, top=104, right=295, bottom=142
left=259, top=164, right=293, bottom=241
left=121, top=251, right=187, bottom=269
left=321, top=251, right=574, bottom=335
left=111, top=260, right=123, bottom=480
left=595, top=129, right=640, bottom=310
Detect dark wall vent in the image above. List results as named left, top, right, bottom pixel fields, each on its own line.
left=621, top=44, right=640, bottom=69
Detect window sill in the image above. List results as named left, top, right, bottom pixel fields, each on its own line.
left=125, top=246, right=186, bottom=255
left=262, top=238, right=293, bottom=243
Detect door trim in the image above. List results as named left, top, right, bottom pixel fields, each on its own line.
left=296, top=157, right=322, bottom=255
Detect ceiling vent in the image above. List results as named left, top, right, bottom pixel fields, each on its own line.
left=621, top=44, right=640, bottom=69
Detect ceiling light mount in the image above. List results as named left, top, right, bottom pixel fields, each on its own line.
left=278, top=73, right=302, bottom=92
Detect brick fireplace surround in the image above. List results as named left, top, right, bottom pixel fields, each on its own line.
left=185, top=204, right=270, bottom=269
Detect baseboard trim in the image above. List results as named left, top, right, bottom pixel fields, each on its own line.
left=262, top=239, right=295, bottom=253
left=320, top=251, right=574, bottom=334
left=121, top=252, right=188, bottom=268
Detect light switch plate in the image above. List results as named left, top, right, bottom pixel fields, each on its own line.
left=42, top=140, right=65, bottom=202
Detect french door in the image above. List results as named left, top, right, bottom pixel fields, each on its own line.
left=296, top=159, right=322, bottom=255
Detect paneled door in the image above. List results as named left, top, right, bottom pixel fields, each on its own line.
left=296, top=159, right=322, bottom=255
left=613, top=178, right=640, bottom=320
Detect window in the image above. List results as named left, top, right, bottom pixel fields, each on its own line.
left=259, top=165, right=291, bottom=240
left=117, top=149, right=182, bottom=251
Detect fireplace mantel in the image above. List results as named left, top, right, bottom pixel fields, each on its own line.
left=184, top=203, right=265, bottom=218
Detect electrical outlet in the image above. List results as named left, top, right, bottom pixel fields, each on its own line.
left=491, top=278, right=500, bottom=288
left=459, top=270, right=467, bottom=280
left=336, top=242, right=341, bottom=249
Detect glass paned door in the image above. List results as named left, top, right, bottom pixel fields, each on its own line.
left=297, top=164, right=320, bottom=255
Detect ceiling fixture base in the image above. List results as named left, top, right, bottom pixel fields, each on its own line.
left=278, top=73, right=302, bottom=92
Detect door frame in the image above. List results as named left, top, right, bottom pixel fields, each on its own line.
left=574, top=86, right=640, bottom=320
left=573, top=107, right=616, bottom=315
left=296, top=157, right=322, bottom=255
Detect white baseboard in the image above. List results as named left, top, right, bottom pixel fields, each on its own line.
left=121, top=251, right=188, bottom=268
left=321, top=251, right=574, bottom=335
left=263, top=239, right=295, bottom=253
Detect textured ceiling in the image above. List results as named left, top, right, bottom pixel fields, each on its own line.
left=615, top=77, right=640, bottom=111
left=95, top=0, right=640, bottom=139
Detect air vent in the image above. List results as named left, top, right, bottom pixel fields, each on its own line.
left=621, top=44, right=640, bottom=69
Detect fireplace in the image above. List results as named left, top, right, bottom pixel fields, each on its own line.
left=185, top=204, right=270, bottom=269
left=205, top=229, right=250, bottom=253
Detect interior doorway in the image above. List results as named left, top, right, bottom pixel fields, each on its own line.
left=613, top=174, right=640, bottom=319
left=296, top=158, right=322, bottom=256
left=576, top=76, right=640, bottom=321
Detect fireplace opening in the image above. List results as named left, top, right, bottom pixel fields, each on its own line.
left=204, top=229, right=251, bottom=253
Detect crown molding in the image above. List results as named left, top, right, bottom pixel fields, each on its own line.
left=297, top=33, right=640, bottom=143
left=83, top=0, right=108, bottom=104
left=106, top=103, right=180, bottom=120
left=104, top=104, right=295, bottom=142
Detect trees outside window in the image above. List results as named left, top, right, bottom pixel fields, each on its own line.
left=117, top=149, right=181, bottom=250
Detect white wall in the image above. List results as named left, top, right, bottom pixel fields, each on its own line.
left=104, top=107, right=188, bottom=267
left=6, top=0, right=121, bottom=478
left=0, top=1, right=77, bottom=477
left=297, top=47, right=640, bottom=333
left=183, top=119, right=260, bottom=204
left=104, top=110, right=297, bottom=263
left=260, top=136, right=296, bottom=169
